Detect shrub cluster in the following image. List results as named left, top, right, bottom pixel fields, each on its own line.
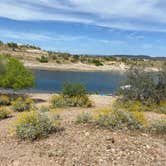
left=51, top=83, right=92, bottom=108
left=119, top=65, right=166, bottom=105
left=76, top=108, right=147, bottom=130
left=94, top=108, right=146, bottom=130
left=92, top=59, right=103, bottom=66
left=115, top=100, right=166, bottom=114
left=37, top=56, right=49, bottom=63
left=14, top=111, right=60, bottom=140
left=12, top=97, right=34, bottom=112
left=0, top=95, right=11, bottom=106
left=0, top=108, right=11, bottom=120
left=76, top=112, right=92, bottom=124
left=51, top=95, right=92, bottom=108
left=149, top=119, right=166, bottom=134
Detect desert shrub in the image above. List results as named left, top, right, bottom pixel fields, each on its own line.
left=0, top=108, right=11, bottom=119
left=14, top=111, right=60, bottom=140
left=39, top=106, right=50, bottom=113
left=12, top=97, right=34, bottom=112
left=62, top=83, right=87, bottom=97
left=37, top=56, right=49, bottom=63
left=149, top=119, right=166, bottom=134
left=94, top=108, right=146, bottom=130
left=51, top=95, right=92, bottom=108
left=51, top=83, right=92, bottom=108
left=51, top=95, right=66, bottom=108
left=157, top=101, right=166, bottom=114
left=118, top=65, right=166, bottom=105
left=7, top=42, right=18, bottom=48
left=114, top=100, right=147, bottom=112
left=0, top=95, right=10, bottom=106
left=92, top=59, right=103, bottom=66
left=115, top=99, right=166, bottom=114
left=76, top=112, right=92, bottom=124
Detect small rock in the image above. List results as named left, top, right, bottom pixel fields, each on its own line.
left=85, top=132, right=89, bottom=136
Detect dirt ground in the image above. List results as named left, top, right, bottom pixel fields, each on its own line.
left=0, top=94, right=165, bottom=166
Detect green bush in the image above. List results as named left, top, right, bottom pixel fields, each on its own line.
left=37, top=56, right=49, bottom=63
left=51, top=95, right=66, bottom=108
left=51, top=95, right=92, bottom=108
left=149, top=119, right=166, bottom=134
left=7, top=42, right=18, bottom=48
left=62, top=83, right=87, bottom=97
left=0, top=56, right=34, bottom=90
left=92, top=59, right=103, bottom=66
left=0, top=108, right=11, bottom=119
left=12, top=97, right=34, bottom=112
left=76, top=112, right=92, bottom=124
left=14, top=111, right=60, bottom=140
left=94, top=108, right=146, bottom=130
left=0, top=95, right=10, bottom=106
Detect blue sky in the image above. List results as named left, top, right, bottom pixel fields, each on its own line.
left=0, top=0, right=166, bottom=56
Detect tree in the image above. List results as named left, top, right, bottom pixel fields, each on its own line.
left=7, top=42, right=18, bottom=51
left=0, top=56, right=34, bottom=90
left=0, top=40, right=3, bottom=45
left=118, top=65, right=166, bottom=104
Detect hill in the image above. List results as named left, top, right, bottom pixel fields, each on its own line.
left=0, top=41, right=165, bottom=72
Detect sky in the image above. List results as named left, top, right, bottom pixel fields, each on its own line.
left=0, top=0, right=166, bottom=56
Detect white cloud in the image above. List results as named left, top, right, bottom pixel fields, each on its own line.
left=0, top=0, right=166, bottom=32
left=0, top=29, right=84, bottom=41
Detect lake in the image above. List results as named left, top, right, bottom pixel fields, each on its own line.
left=32, top=70, right=126, bottom=94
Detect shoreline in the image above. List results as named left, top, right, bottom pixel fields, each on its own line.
left=24, top=61, right=128, bottom=73
left=24, top=61, right=160, bottom=73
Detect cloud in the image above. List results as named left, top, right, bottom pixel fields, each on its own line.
left=0, top=28, right=128, bottom=48
left=0, top=29, right=85, bottom=42
left=0, top=0, right=166, bottom=32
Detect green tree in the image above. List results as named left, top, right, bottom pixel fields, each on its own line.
left=0, top=40, right=3, bottom=45
left=0, top=56, right=34, bottom=90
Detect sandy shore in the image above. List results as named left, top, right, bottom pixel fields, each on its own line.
left=24, top=61, right=160, bottom=72
left=24, top=61, right=128, bottom=72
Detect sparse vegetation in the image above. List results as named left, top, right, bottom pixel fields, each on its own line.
left=118, top=65, right=166, bottom=104
left=149, top=119, right=166, bottom=134
left=0, top=108, right=11, bottom=120
left=92, top=59, right=103, bottom=66
left=51, top=83, right=92, bottom=108
left=63, top=83, right=87, bottom=97
left=76, top=112, right=92, bottom=124
left=76, top=107, right=147, bottom=131
left=0, top=55, right=34, bottom=90
left=37, top=55, right=49, bottom=63
left=94, top=108, right=146, bottom=130
left=0, top=95, right=10, bottom=106
left=51, top=94, right=92, bottom=108
left=13, top=111, right=60, bottom=141
left=12, top=97, right=34, bottom=112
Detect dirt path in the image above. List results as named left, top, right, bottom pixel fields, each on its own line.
left=0, top=94, right=165, bottom=166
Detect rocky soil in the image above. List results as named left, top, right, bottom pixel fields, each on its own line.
left=0, top=94, right=165, bottom=166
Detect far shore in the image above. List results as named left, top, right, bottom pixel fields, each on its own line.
left=23, top=61, right=128, bottom=72
left=23, top=61, right=160, bottom=72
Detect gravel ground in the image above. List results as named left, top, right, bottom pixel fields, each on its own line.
left=0, top=94, right=165, bottom=166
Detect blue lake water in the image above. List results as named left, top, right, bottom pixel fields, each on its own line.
left=32, top=70, right=126, bottom=94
